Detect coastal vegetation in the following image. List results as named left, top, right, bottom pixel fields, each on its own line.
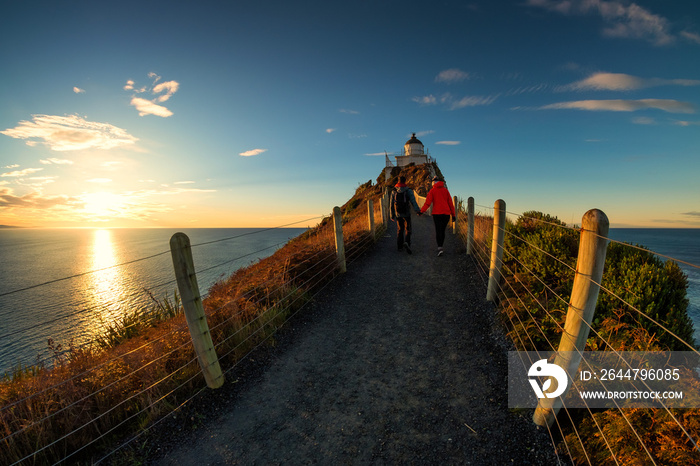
left=458, top=208, right=699, bottom=464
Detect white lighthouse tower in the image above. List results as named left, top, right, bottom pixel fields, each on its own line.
left=384, top=133, right=431, bottom=177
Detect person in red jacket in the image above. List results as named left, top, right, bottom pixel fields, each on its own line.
left=420, top=176, right=455, bottom=256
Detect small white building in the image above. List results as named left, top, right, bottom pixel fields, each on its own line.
left=384, top=133, right=434, bottom=178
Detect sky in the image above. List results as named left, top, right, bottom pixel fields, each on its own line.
left=1, top=0, right=699, bottom=229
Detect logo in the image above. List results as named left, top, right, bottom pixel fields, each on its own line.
left=528, top=359, right=568, bottom=399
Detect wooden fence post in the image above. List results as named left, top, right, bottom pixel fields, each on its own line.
left=367, top=199, right=375, bottom=237
left=486, top=199, right=506, bottom=302
left=170, top=232, right=224, bottom=389
left=452, top=195, right=458, bottom=235
left=467, top=197, right=475, bottom=256
left=333, top=206, right=347, bottom=273
left=533, top=209, right=609, bottom=428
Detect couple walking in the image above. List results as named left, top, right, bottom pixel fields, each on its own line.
left=390, top=175, right=456, bottom=256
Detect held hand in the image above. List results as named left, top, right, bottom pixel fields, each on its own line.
left=452, top=216, right=456, bottom=222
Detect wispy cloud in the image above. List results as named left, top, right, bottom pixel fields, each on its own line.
left=73, top=87, right=85, bottom=94
left=1, top=114, right=138, bottom=151
left=86, top=178, right=112, bottom=183
left=540, top=99, right=695, bottom=113
left=1, top=167, right=43, bottom=177
left=0, top=187, right=79, bottom=210
left=435, top=69, right=471, bottom=83
left=40, top=158, right=74, bottom=165
left=561, top=72, right=700, bottom=91
left=412, top=95, right=438, bottom=105
left=326, top=128, right=336, bottom=134
left=674, top=120, right=700, bottom=127
left=239, top=148, right=267, bottom=157
left=681, top=31, right=700, bottom=45
left=339, top=109, right=359, bottom=114
left=125, top=73, right=179, bottom=117
left=632, top=116, right=656, bottom=125
left=526, top=0, right=675, bottom=46
left=682, top=211, right=700, bottom=218
left=436, top=141, right=461, bottom=145
left=412, top=93, right=498, bottom=110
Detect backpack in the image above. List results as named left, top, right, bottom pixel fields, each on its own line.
left=394, top=189, right=410, bottom=216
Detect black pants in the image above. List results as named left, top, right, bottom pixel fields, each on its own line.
left=432, top=214, right=450, bottom=247
left=396, top=216, right=412, bottom=249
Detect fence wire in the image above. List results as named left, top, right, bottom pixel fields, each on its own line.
left=458, top=197, right=700, bottom=465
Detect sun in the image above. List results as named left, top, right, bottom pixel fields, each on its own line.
left=80, top=191, right=127, bottom=221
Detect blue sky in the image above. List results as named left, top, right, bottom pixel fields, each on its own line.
left=1, top=0, right=699, bottom=228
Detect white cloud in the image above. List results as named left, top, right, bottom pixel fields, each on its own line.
left=563, top=72, right=700, bottom=91
left=435, top=69, right=471, bottom=83
left=1, top=114, right=138, bottom=151
left=526, top=0, right=675, bottom=46
left=130, top=97, right=174, bottom=117
left=125, top=74, right=179, bottom=117
left=1, top=168, right=43, bottom=177
left=73, top=87, right=85, bottom=94
left=436, top=141, right=461, bottom=145
left=326, top=128, right=336, bottom=134
left=86, top=178, right=113, bottom=183
left=339, top=109, right=359, bottom=114
left=40, top=158, right=74, bottom=165
left=153, top=80, right=179, bottom=103
left=3, top=164, right=19, bottom=169
left=541, top=99, right=695, bottom=113
left=174, top=180, right=195, bottom=184
left=239, top=148, right=267, bottom=157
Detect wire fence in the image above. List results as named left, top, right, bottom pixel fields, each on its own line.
left=4, top=185, right=698, bottom=464
left=0, top=198, right=386, bottom=465
left=454, top=197, right=700, bottom=465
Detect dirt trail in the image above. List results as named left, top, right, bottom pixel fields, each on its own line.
left=150, top=215, right=559, bottom=465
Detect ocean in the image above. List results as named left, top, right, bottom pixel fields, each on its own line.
left=0, top=227, right=698, bottom=376
left=607, top=229, right=700, bottom=345
left=0, top=228, right=307, bottom=375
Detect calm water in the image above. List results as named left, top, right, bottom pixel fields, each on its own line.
left=0, top=228, right=306, bottom=375
left=0, top=227, right=698, bottom=376
left=608, top=229, right=700, bottom=345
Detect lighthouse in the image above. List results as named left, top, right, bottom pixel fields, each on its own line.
left=384, top=133, right=432, bottom=177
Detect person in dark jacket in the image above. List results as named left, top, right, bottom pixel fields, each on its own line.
left=420, top=176, right=455, bottom=256
left=390, top=176, right=421, bottom=254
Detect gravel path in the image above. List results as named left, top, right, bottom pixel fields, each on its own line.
left=148, top=215, right=559, bottom=465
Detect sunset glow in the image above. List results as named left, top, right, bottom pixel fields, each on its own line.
left=1, top=1, right=699, bottom=228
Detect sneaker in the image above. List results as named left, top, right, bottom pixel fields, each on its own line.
left=437, top=248, right=444, bottom=257
left=404, top=243, right=412, bottom=255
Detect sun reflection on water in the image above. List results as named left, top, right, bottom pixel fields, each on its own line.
left=87, top=229, right=125, bottom=336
